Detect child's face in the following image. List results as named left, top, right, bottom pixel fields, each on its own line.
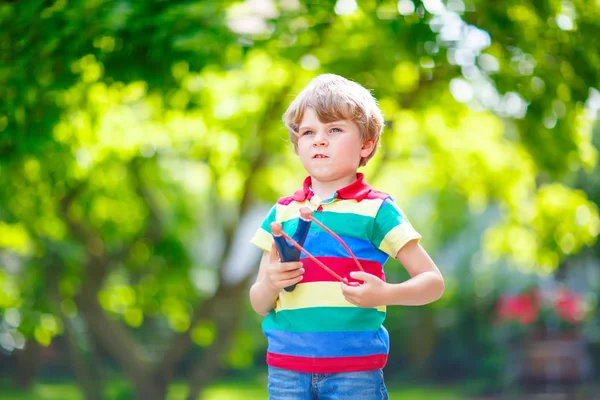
left=296, top=107, right=373, bottom=184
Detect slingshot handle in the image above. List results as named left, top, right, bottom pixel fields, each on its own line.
left=271, top=208, right=313, bottom=292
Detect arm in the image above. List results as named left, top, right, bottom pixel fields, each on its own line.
left=341, top=239, right=444, bottom=308
left=384, top=239, right=444, bottom=305
left=249, top=243, right=304, bottom=316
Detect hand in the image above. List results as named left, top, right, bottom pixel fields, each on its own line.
left=265, top=243, right=304, bottom=293
left=341, top=271, right=388, bottom=308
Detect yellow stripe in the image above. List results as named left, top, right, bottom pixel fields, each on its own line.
left=277, top=198, right=384, bottom=223
left=379, top=224, right=421, bottom=257
left=276, top=200, right=313, bottom=223
left=275, top=281, right=386, bottom=313
left=250, top=228, right=274, bottom=252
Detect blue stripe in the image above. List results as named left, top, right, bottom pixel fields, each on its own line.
left=264, top=328, right=389, bottom=357
left=298, top=232, right=388, bottom=265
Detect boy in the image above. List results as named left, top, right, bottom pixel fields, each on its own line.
left=249, top=74, right=444, bottom=399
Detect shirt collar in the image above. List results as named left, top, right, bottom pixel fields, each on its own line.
left=291, top=173, right=372, bottom=202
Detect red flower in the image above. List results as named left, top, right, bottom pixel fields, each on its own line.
left=496, top=293, right=538, bottom=325
left=554, top=288, right=583, bottom=324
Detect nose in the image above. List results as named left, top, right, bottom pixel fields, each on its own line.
left=312, top=130, right=328, bottom=147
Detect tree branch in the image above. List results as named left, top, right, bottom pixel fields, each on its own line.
left=58, top=180, right=154, bottom=389
left=108, top=157, right=166, bottom=264
left=77, top=291, right=152, bottom=387
left=129, top=157, right=165, bottom=245
left=154, top=78, right=298, bottom=380
left=59, top=182, right=91, bottom=241
left=185, top=275, right=253, bottom=400
left=59, top=315, right=104, bottom=400
left=154, top=274, right=253, bottom=383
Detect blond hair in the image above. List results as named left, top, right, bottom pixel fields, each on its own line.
left=282, top=74, right=384, bottom=166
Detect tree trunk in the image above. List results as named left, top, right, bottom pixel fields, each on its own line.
left=409, top=311, right=436, bottom=379
left=62, top=316, right=103, bottom=400
left=185, top=358, right=224, bottom=400
left=14, top=341, right=41, bottom=390
left=78, top=292, right=167, bottom=399
left=134, top=383, right=168, bottom=400
left=185, top=279, right=249, bottom=400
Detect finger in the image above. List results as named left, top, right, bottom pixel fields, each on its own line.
left=342, top=278, right=359, bottom=287
left=341, top=282, right=360, bottom=296
left=343, top=294, right=359, bottom=306
left=343, top=292, right=367, bottom=308
left=279, top=261, right=303, bottom=272
left=278, top=275, right=304, bottom=288
left=349, top=271, right=374, bottom=283
left=269, top=243, right=279, bottom=263
left=277, top=268, right=305, bottom=280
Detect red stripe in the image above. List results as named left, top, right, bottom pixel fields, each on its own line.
left=363, top=190, right=390, bottom=200
left=267, top=352, right=387, bottom=373
left=277, top=194, right=299, bottom=205
left=298, top=257, right=384, bottom=283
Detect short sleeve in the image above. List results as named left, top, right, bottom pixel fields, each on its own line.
left=250, top=205, right=277, bottom=252
left=371, top=198, right=421, bottom=258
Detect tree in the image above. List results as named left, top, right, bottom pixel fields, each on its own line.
left=0, top=0, right=598, bottom=398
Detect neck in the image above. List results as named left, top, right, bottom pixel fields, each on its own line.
left=311, top=173, right=357, bottom=200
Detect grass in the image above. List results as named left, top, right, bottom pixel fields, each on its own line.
left=0, top=379, right=464, bottom=400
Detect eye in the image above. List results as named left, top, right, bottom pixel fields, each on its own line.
left=330, top=127, right=342, bottom=133
left=301, top=130, right=314, bottom=136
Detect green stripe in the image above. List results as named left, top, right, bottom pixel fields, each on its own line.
left=282, top=212, right=374, bottom=241
left=260, top=205, right=277, bottom=232
left=371, top=199, right=408, bottom=248
left=262, top=307, right=386, bottom=332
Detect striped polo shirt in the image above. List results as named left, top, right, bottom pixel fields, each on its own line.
left=250, top=173, right=421, bottom=373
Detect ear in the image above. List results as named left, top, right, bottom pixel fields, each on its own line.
left=360, top=139, right=376, bottom=158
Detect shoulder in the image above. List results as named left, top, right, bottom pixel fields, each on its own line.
left=363, top=189, right=391, bottom=201
left=365, top=189, right=406, bottom=219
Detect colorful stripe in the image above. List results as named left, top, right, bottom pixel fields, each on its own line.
left=263, top=307, right=386, bottom=332
left=264, top=329, right=389, bottom=357
left=281, top=212, right=373, bottom=242
left=276, top=198, right=385, bottom=223
left=299, top=257, right=384, bottom=283
left=267, top=353, right=388, bottom=373
left=379, top=223, right=421, bottom=257
left=362, top=189, right=392, bottom=201
left=250, top=176, right=421, bottom=373
left=299, top=232, right=388, bottom=264
left=274, top=282, right=386, bottom=312
left=371, top=198, right=409, bottom=248
left=250, top=228, right=274, bottom=252
left=259, top=205, right=277, bottom=231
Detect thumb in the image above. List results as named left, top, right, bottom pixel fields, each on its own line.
left=350, top=271, right=376, bottom=283
left=269, top=242, right=280, bottom=263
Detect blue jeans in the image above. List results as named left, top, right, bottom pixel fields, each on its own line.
left=267, top=366, right=388, bottom=400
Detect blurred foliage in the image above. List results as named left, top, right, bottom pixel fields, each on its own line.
left=0, top=0, right=599, bottom=397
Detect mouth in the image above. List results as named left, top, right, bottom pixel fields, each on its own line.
left=313, top=154, right=329, bottom=159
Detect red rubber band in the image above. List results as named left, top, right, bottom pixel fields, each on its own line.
left=278, top=214, right=364, bottom=286
left=307, top=216, right=365, bottom=272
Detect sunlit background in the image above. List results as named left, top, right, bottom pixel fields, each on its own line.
left=1, top=0, right=599, bottom=399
